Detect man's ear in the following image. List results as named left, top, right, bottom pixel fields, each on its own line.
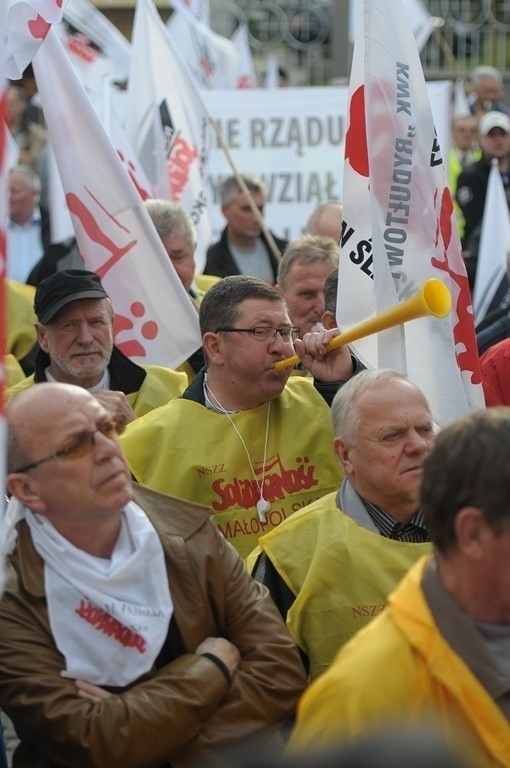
left=321, top=310, right=337, bottom=331
left=454, top=506, right=490, bottom=560
left=333, top=436, right=354, bottom=474
left=35, top=322, right=49, bottom=352
left=221, top=202, right=230, bottom=220
left=202, top=331, right=224, bottom=366
left=7, top=475, right=47, bottom=515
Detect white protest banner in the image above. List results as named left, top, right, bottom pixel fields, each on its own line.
left=204, top=83, right=451, bottom=247
left=338, top=0, right=483, bottom=426
left=33, top=26, right=201, bottom=369
left=128, top=0, right=212, bottom=272
left=473, top=160, right=510, bottom=325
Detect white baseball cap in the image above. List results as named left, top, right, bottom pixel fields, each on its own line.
left=479, top=111, right=510, bottom=136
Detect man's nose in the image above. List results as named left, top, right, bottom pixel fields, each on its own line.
left=76, top=323, right=95, bottom=343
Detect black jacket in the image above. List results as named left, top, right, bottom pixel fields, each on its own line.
left=204, top=227, right=288, bottom=282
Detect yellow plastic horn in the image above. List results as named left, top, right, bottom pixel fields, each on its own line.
left=274, top=278, right=452, bottom=372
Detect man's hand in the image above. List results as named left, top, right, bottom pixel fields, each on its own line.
left=294, top=328, right=355, bottom=382
left=195, top=637, right=241, bottom=679
left=74, top=680, right=112, bottom=703
left=94, top=391, right=137, bottom=428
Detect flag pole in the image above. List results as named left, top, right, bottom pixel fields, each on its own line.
left=209, top=116, right=283, bottom=263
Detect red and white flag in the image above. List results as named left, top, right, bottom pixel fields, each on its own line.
left=6, top=0, right=64, bottom=78
left=472, top=159, right=510, bottom=325
left=166, top=0, right=239, bottom=89
left=0, top=1, right=9, bottom=591
left=339, top=0, right=484, bottom=426
left=127, top=0, right=212, bottom=272
left=231, top=23, right=256, bottom=89
left=63, top=0, right=132, bottom=83
left=33, top=26, right=201, bottom=369
left=170, top=0, right=210, bottom=26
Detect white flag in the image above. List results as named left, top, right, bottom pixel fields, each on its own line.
left=265, top=54, right=280, bottom=89
left=5, top=0, right=64, bottom=78
left=128, top=0, right=212, bottom=272
left=472, top=160, right=510, bottom=325
left=63, top=0, right=132, bottom=82
left=339, top=0, right=483, bottom=426
left=33, top=27, right=201, bottom=369
left=349, top=0, right=434, bottom=52
left=169, top=0, right=210, bottom=25
left=232, top=24, right=256, bottom=89
left=166, top=1, right=239, bottom=89
left=453, top=77, right=471, bottom=118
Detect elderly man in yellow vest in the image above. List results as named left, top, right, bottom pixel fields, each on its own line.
left=290, top=408, right=510, bottom=765
left=121, top=275, right=357, bottom=558
left=251, top=369, right=434, bottom=680
left=7, top=269, right=187, bottom=423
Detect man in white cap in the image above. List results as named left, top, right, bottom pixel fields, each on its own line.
left=456, top=111, right=510, bottom=261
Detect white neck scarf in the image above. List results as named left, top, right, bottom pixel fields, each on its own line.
left=24, top=501, right=173, bottom=686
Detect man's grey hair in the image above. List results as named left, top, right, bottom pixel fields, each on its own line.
left=10, top=164, right=41, bottom=195
left=145, top=199, right=196, bottom=246
left=277, top=234, right=339, bottom=287
left=471, top=65, right=503, bottom=87
left=331, top=369, right=409, bottom=444
left=220, top=174, right=267, bottom=206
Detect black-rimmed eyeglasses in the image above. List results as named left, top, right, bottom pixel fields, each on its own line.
left=216, top=326, right=300, bottom=343
left=13, top=419, right=125, bottom=474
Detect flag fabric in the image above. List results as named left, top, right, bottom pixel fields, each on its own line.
left=166, top=1, right=239, bottom=89
left=0, top=2, right=9, bottom=595
left=5, top=0, right=64, bottom=78
left=169, top=0, right=210, bottom=25
left=128, top=0, right=212, bottom=272
left=338, top=0, right=484, bottom=426
left=63, top=0, right=132, bottom=83
left=349, top=0, right=434, bottom=52
left=232, top=23, right=256, bottom=89
left=32, top=26, right=201, bottom=369
left=265, top=54, right=280, bottom=89
left=453, top=77, right=471, bottom=118
left=472, top=159, right=510, bottom=325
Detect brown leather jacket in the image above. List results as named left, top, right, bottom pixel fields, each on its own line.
left=0, top=485, right=306, bottom=768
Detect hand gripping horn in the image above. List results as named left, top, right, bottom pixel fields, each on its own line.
left=273, top=278, right=452, bottom=372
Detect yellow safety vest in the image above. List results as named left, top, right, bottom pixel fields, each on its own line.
left=7, top=280, right=37, bottom=362
left=121, top=378, right=343, bottom=558
left=259, top=493, right=431, bottom=680
left=6, top=364, right=186, bottom=417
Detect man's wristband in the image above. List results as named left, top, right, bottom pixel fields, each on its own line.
left=200, top=652, right=232, bottom=685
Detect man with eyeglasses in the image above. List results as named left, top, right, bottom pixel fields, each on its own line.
left=7, top=269, right=188, bottom=423
left=0, top=382, right=306, bottom=767
left=121, top=275, right=359, bottom=558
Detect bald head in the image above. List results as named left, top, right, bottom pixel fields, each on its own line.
left=8, top=383, right=132, bottom=553
left=8, top=384, right=105, bottom=473
left=306, top=202, right=343, bottom=243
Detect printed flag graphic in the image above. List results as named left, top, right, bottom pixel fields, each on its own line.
left=338, top=0, right=484, bottom=425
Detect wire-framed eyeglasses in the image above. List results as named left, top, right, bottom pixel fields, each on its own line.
left=13, top=419, right=125, bottom=474
left=216, top=326, right=300, bottom=343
